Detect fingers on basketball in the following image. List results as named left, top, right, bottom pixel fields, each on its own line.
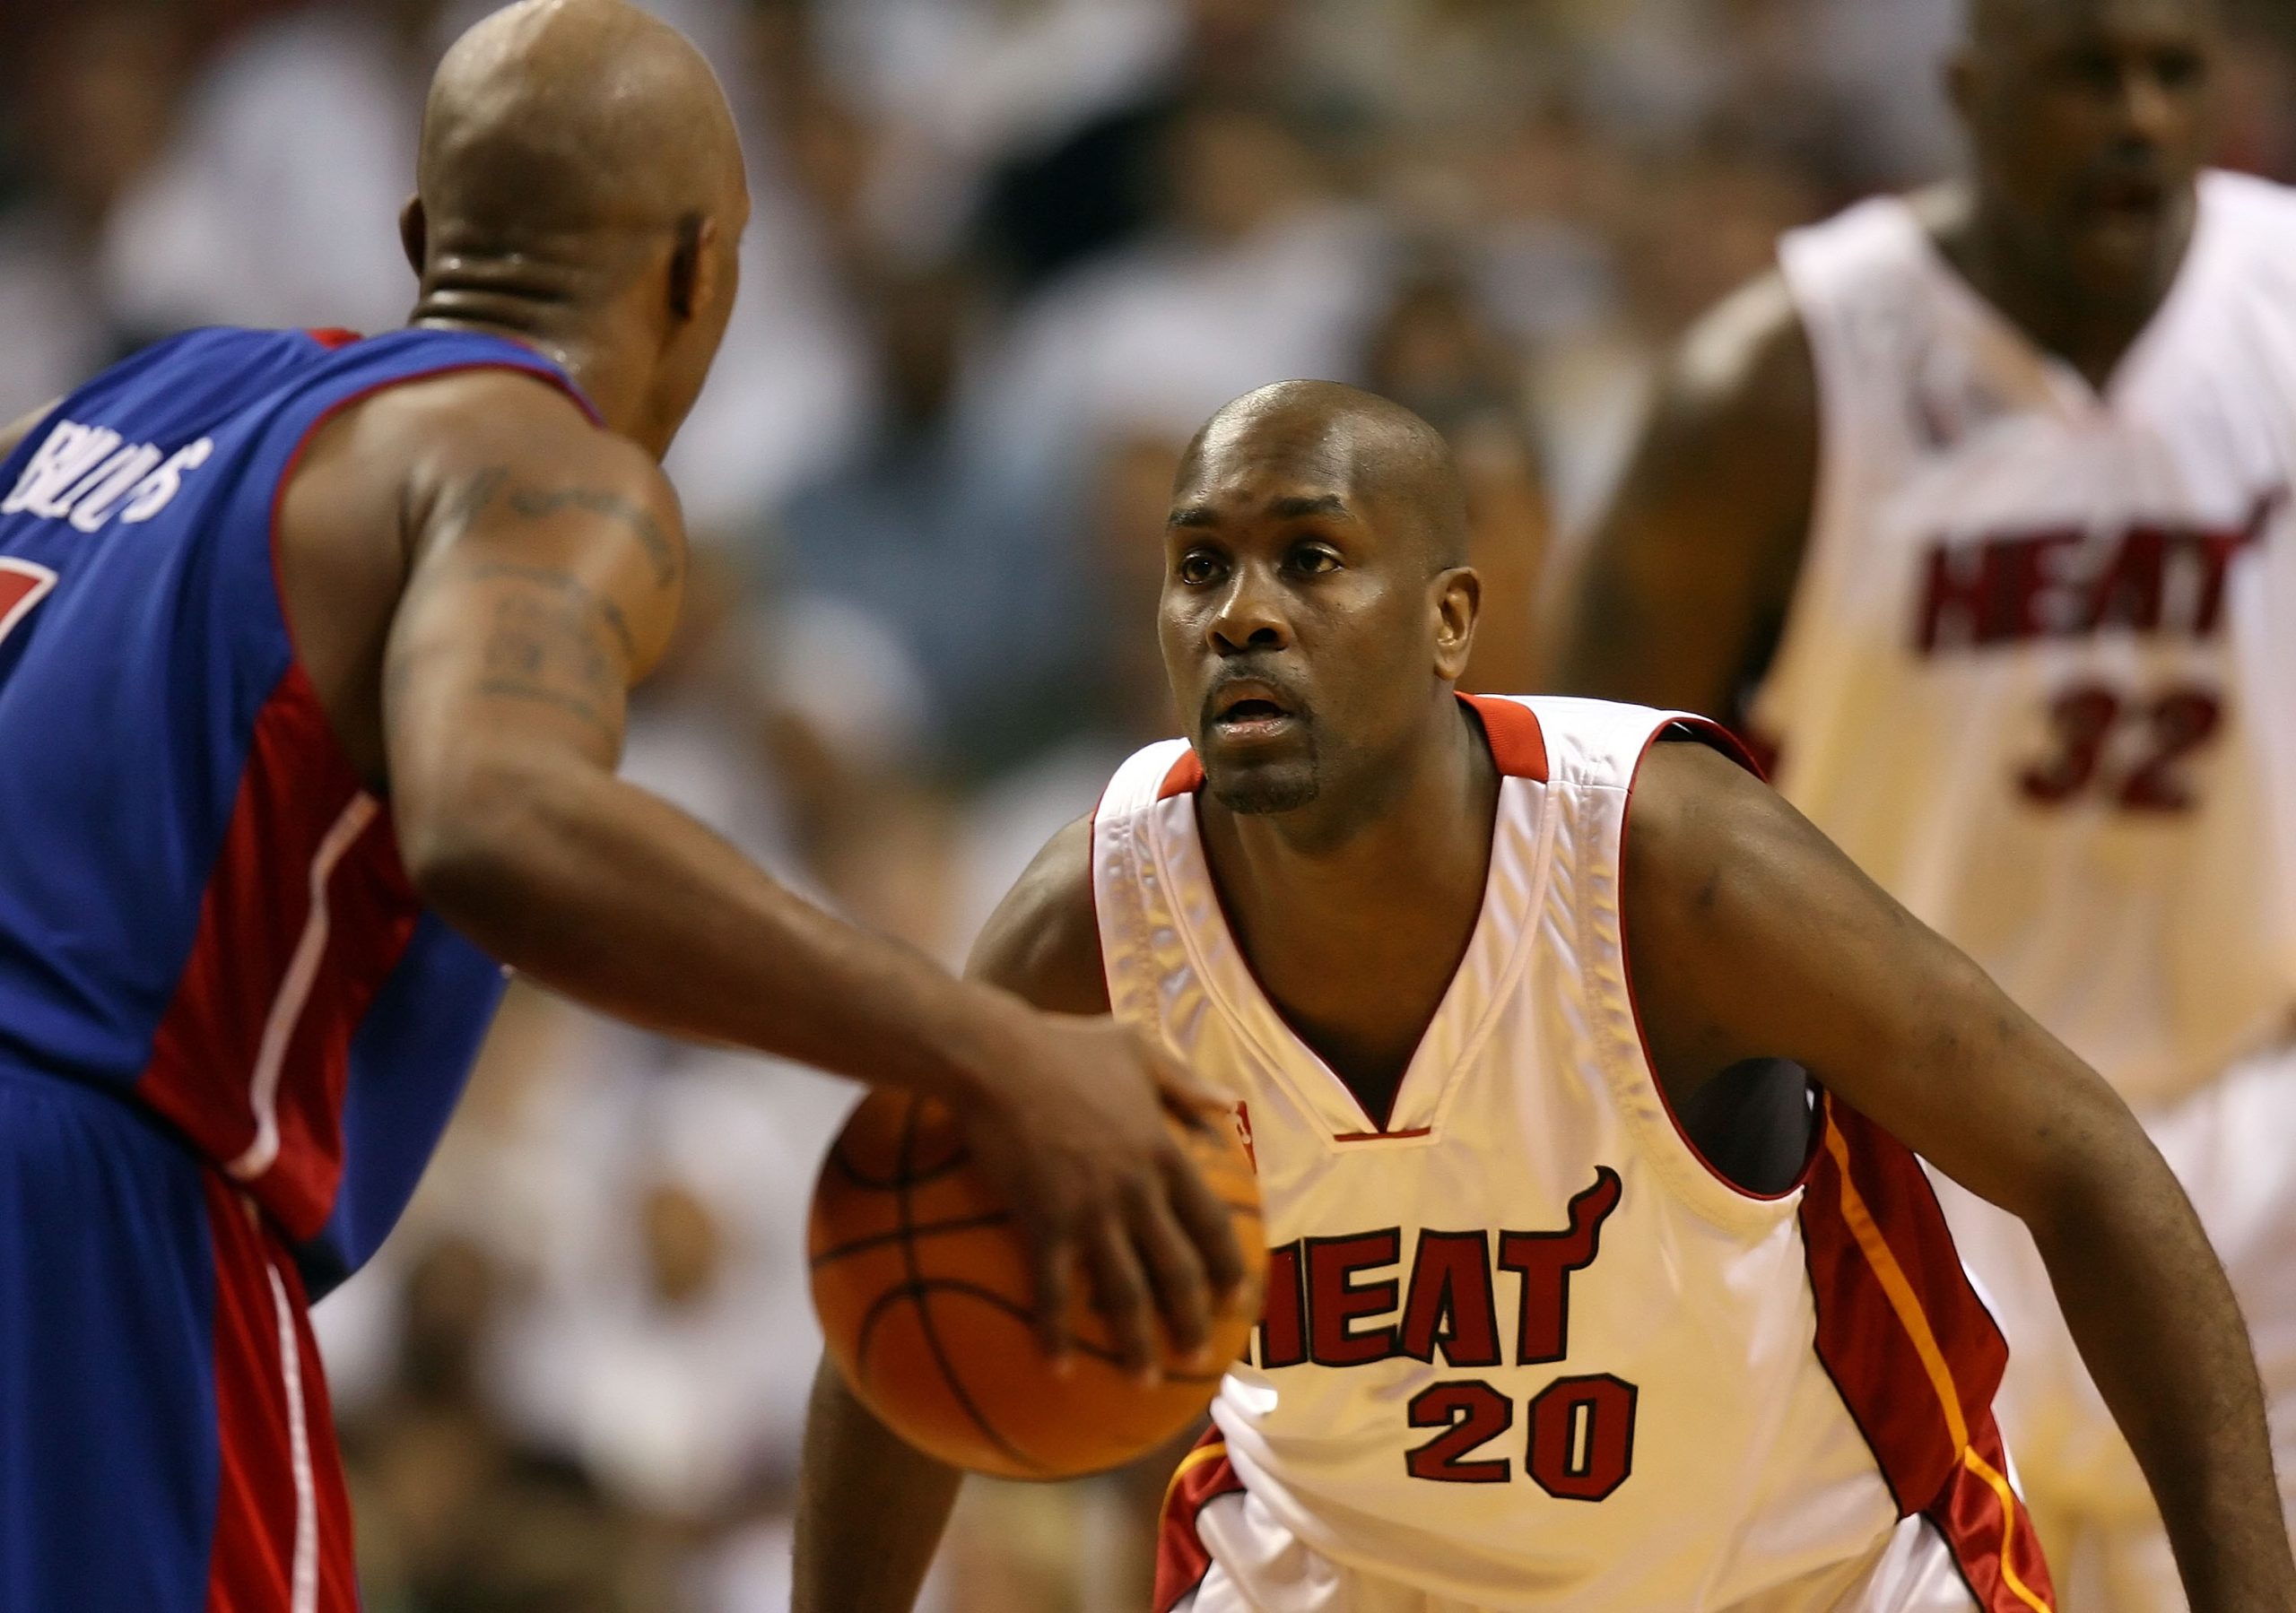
left=807, top=1088, right=1265, bottom=1480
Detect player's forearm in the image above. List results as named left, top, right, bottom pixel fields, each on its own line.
left=402, top=754, right=1025, bottom=1105
left=2028, top=1151, right=2294, bottom=1609
left=794, top=1357, right=962, bottom=1613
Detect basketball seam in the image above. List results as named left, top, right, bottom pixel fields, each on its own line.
left=893, top=1098, right=1048, bottom=1476
left=811, top=1210, right=1012, bottom=1270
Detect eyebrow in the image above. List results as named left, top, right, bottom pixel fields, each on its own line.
left=1167, top=492, right=1353, bottom=529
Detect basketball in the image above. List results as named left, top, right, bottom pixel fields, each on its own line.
left=808, top=1088, right=1265, bottom=1480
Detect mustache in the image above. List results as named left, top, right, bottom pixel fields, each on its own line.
left=1198, top=664, right=1308, bottom=727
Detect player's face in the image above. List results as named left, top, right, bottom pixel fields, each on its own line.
left=1160, top=436, right=1448, bottom=817
left=1954, top=0, right=2218, bottom=301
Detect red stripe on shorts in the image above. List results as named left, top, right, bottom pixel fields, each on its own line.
left=201, top=1175, right=356, bottom=1611
left=1154, top=1427, right=1247, bottom=1613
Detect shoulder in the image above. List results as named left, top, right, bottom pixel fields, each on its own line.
left=291, top=367, right=678, bottom=556
left=1660, top=268, right=1819, bottom=447
left=1626, top=733, right=1776, bottom=860
left=967, top=814, right=1109, bottom=1016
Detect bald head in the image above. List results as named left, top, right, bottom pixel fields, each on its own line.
left=404, top=0, right=749, bottom=452
left=1176, top=381, right=1469, bottom=569
left=416, top=0, right=744, bottom=280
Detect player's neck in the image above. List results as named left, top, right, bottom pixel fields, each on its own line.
left=1205, top=699, right=1498, bottom=921
left=407, top=306, right=669, bottom=458
left=1935, top=184, right=2196, bottom=391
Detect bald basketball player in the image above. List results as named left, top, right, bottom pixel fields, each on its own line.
left=1558, top=0, right=2296, bottom=1601
left=0, top=3, right=1237, bottom=1603
left=795, top=382, right=2292, bottom=1612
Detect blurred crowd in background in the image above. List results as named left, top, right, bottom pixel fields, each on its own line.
left=4, top=0, right=2294, bottom=1607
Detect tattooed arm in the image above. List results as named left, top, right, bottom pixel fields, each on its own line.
left=289, top=370, right=1242, bottom=1371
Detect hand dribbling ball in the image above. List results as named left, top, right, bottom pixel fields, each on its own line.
left=808, top=1088, right=1265, bottom=1479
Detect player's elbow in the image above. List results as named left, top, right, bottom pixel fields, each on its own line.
left=394, top=753, right=576, bottom=936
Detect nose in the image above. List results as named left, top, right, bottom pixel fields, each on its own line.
left=2114, top=60, right=2179, bottom=149
left=1205, top=566, right=1292, bottom=656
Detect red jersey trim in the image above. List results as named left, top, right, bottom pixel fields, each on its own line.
left=1798, top=1102, right=2051, bottom=1609
left=303, top=328, right=361, bottom=351
left=1153, top=1428, right=1246, bottom=1613
left=1159, top=750, right=1205, bottom=800
left=1457, top=693, right=1547, bottom=780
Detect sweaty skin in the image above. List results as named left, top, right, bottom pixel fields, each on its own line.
left=0, top=0, right=1247, bottom=1374
left=1555, top=0, right=2222, bottom=717
left=796, top=383, right=2295, bottom=1613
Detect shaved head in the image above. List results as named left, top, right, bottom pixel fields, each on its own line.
left=418, top=0, right=743, bottom=273
left=404, top=0, right=750, bottom=453
left=1160, top=381, right=1483, bottom=821
left=1176, top=381, right=1469, bottom=570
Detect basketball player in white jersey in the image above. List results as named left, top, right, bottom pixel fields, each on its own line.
left=1559, top=0, right=2296, bottom=1602
left=794, top=383, right=2292, bottom=1612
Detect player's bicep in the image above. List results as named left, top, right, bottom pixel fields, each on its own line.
left=966, top=817, right=1109, bottom=1016
left=1622, top=741, right=2129, bottom=1217
left=382, top=429, right=684, bottom=842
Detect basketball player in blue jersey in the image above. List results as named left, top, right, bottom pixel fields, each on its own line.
left=0, top=3, right=1242, bottom=1605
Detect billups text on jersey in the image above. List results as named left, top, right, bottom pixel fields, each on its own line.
left=1913, top=486, right=2283, bottom=654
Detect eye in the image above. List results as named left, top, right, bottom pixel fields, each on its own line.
left=1176, top=549, right=1226, bottom=586
left=1287, top=542, right=1341, bottom=577
left=2152, top=48, right=2205, bottom=90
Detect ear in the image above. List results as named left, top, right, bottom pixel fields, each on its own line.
left=1432, top=566, right=1482, bottom=682
left=399, top=195, right=426, bottom=277
left=665, top=212, right=722, bottom=324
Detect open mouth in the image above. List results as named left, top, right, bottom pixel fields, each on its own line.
left=1210, top=681, right=1300, bottom=741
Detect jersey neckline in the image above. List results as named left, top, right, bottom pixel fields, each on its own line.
left=1156, top=696, right=1552, bottom=1142
left=1893, top=175, right=2230, bottom=416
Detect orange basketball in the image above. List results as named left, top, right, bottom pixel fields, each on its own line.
left=808, top=1088, right=1265, bottom=1480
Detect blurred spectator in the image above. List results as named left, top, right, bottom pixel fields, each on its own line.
left=0, top=3, right=187, bottom=417
left=100, top=0, right=446, bottom=334
left=1363, top=268, right=1552, bottom=693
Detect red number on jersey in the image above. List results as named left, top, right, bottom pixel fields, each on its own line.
left=1404, top=1380, right=1514, bottom=1483
left=2017, top=680, right=2223, bottom=814
left=1526, top=1374, right=1639, bottom=1502
left=0, top=559, right=57, bottom=648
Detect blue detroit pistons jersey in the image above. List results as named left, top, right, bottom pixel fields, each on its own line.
left=0, top=325, right=593, bottom=1296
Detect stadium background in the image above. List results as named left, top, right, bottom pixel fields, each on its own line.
left=2, top=0, right=2292, bottom=1607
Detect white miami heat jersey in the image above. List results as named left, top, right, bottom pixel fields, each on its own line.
left=1761, top=170, right=2296, bottom=1107
left=1094, top=695, right=2051, bottom=1613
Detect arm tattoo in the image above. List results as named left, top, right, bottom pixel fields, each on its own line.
left=470, top=588, right=625, bottom=741
left=504, top=484, right=680, bottom=587
left=456, top=560, right=638, bottom=662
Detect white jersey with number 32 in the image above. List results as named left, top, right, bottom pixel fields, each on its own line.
left=1094, top=696, right=2052, bottom=1612
left=1761, top=171, right=2296, bottom=1106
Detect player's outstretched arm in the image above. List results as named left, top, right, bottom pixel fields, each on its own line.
left=1548, top=274, right=1818, bottom=717
left=359, top=383, right=1241, bottom=1373
left=795, top=818, right=1118, bottom=1613
left=1624, top=740, right=2296, bottom=1611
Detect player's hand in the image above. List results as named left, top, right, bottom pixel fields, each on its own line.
left=954, top=1010, right=1249, bottom=1383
